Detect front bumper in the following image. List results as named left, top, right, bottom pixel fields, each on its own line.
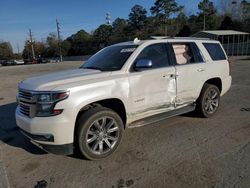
left=20, top=129, right=73, bottom=155
left=15, top=106, right=74, bottom=155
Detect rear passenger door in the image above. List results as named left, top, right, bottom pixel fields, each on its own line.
left=171, top=42, right=206, bottom=105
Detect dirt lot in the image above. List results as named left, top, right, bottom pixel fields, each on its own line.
left=0, top=59, right=250, bottom=188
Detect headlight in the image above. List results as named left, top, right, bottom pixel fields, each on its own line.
left=37, top=94, right=52, bottom=102
left=36, top=92, right=69, bottom=103
left=36, top=91, right=69, bottom=117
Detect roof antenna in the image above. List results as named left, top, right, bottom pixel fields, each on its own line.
left=133, top=37, right=140, bottom=43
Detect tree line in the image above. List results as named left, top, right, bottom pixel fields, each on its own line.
left=0, top=0, right=250, bottom=60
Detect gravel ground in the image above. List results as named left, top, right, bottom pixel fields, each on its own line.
left=0, top=59, right=250, bottom=188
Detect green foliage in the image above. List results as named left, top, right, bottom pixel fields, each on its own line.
left=219, top=16, right=234, bottom=30
left=61, top=40, right=71, bottom=56
left=66, top=29, right=91, bottom=55
left=197, top=0, right=218, bottom=30
left=241, top=0, right=250, bottom=32
left=46, top=33, right=60, bottom=57
left=176, top=25, right=191, bottom=37
left=150, top=0, right=183, bottom=35
left=219, top=16, right=244, bottom=31
left=139, top=16, right=164, bottom=38
left=150, top=0, right=183, bottom=19
left=67, top=30, right=90, bottom=45
left=111, top=18, right=129, bottom=43
left=173, top=12, right=188, bottom=35
left=198, top=0, right=216, bottom=15
left=0, top=41, right=13, bottom=60
left=128, top=5, right=147, bottom=30
left=22, top=40, right=46, bottom=59
left=93, top=24, right=113, bottom=49
left=13, top=53, right=22, bottom=60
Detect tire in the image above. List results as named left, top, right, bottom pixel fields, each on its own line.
left=76, top=107, right=124, bottom=160
left=196, top=83, right=220, bottom=118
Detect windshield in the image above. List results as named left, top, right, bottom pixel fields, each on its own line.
left=80, top=45, right=138, bottom=71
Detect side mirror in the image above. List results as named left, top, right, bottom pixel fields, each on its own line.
left=134, top=59, right=153, bottom=71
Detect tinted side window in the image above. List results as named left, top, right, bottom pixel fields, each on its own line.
left=172, top=43, right=203, bottom=65
left=191, top=43, right=204, bottom=62
left=135, top=43, right=169, bottom=69
left=203, top=43, right=226, bottom=61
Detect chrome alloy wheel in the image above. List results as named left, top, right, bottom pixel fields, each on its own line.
left=204, top=88, right=219, bottom=114
left=86, top=117, right=119, bottom=155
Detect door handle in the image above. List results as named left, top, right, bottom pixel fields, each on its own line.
left=197, top=68, right=205, bottom=72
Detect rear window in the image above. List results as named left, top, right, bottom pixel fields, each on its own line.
left=203, top=43, right=226, bottom=61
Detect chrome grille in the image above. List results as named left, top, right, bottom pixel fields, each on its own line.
left=19, top=103, right=30, bottom=117
left=18, top=89, right=33, bottom=100
left=18, top=89, right=36, bottom=117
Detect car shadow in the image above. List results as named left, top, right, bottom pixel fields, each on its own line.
left=0, top=102, right=46, bottom=155
left=180, top=110, right=200, bottom=118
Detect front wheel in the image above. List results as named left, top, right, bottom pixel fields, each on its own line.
left=196, top=83, right=220, bottom=118
left=76, top=107, right=124, bottom=160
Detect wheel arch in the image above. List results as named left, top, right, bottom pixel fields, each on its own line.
left=74, top=98, right=127, bottom=142
left=204, top=77, right=222, bottom=93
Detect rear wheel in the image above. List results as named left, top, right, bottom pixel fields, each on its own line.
left=76, top=107, right=124, bottom=160
left=196, top=83, right=220, bottom=118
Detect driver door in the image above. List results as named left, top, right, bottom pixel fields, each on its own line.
left=128, top=43, right=176, bottom=121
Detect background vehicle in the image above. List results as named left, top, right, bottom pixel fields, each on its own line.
left=37, top=58, right=49, bottom=64
left=1, top=60, right=13, bottom=66
left=13, top=60, right=25, bottom=65
left=1, top=59, right=25, bottom=66
left=2, top=60, right=15, bottom=66
left=16, top=37, right=232, bottom=160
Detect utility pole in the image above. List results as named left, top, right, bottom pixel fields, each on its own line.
left=56, top=19, right=63, bottom=62
left=106, top=13, right=111, bottom=25
left=164, top=9, right=168, bottom=36
left=203, top=2, right=209, bottom=31
left=231, top=0, right=237, bottom=20
left=17, top=43, right=20, bottom=54
left=29, top=29, right=35, bottom=60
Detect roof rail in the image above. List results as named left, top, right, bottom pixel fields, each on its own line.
left=149, top=36, right=215, bottom=41
left=150, top=36, right=173, bottom=40
left=173, top=37, right=212, bottom=40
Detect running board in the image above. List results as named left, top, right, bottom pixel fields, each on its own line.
left=129, top=104, right=196, bottom=128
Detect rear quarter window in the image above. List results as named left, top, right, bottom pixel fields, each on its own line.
left=203, top=43, right=227, bottom=61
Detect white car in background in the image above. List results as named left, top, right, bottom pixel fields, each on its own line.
left=14, top=60, right=25, bottom=65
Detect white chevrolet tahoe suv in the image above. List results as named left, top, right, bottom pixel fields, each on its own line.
left=16, top=37, right=232, bottom=160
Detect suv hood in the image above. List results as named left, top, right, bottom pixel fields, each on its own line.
left=19, top=69, right=112, bottom=91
